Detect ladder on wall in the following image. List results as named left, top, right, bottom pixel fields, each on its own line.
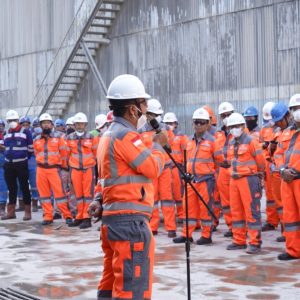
left=27, top=0, right=124, bottom=119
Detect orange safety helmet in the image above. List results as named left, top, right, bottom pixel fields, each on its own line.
left=106, top=110, right=113, bottom=123
left=202, top=105, right=217, bottom=126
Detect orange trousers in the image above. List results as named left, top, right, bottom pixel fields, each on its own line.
left=271, top=171, right=283, bottom=221
left=213, top=174, right=221, bottom=227
left=150, top=167, right=176, bottom=232
left=70, top=167, right=95, bottom=220
left=281, top=180, right=300, bottom=258
left=230, top=176, right=262, bottom=246
left=171, top=167, right=184, bottom=220
left=265, top=161, right=280, bottom=227
left=182, top=179, right=215, bottom=239
left=217, top=167, right=232, bottom=229
left=98, top=215, right=154, bottom=299
left=36, top=167, right=72, bottom=221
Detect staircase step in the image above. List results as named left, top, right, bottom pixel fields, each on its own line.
left=95, top=14, right=116, bottom=20
left=90, top=22, right=112, bottom=28
left=99, top=6, right=121, bottom=13
left=83, top=37, right=110, bottom=45
left=87, top=27, right=108, bottom=34
left=103, top=0, right=124, bottom=4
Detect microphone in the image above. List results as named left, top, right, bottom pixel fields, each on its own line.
left=149, top=117, right=171, bottom=153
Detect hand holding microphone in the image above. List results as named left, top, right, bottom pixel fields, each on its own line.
left=148, top=117, right=169, bottom=148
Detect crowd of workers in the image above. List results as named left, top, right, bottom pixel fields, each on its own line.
left=1, top=74, right=300, bottom=299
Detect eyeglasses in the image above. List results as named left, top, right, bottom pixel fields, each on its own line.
left=193, top=120, right=207, bottom=126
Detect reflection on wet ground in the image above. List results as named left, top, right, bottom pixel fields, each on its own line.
left=1, top=212, right=299, bottom=300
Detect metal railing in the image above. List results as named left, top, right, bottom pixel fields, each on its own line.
left=26, top=0, right=99, bottom=118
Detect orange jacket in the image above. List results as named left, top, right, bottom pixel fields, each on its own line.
left=97, top=117, right=165, bottom=219
left=170, top=129, right=188, bottom=164
left=215, top=127, right=234, bottom=162
left=34, top=131, right=67, bottom=168
left=66, top=132, right=98, bottom=169
left=228, top=132, right=265, bottom=178
left=249, top=126, right=260, bottom=141
left=273, top=124, right=300, bottom=172
left=186, top=131, right=224, bottom=179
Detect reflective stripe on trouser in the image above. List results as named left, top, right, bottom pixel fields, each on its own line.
left=98, top=215, right=154, bottom=300
left=271, top=172, right=283, bottom=221
left=150, top=168, right=176, bottom=231
left=171, top=167, right=184, bottom=219
left=60, top=169, right=77, bottom=214
left=281, top=180, right=300, bottom=258
left=265, top=161, right=279, bottom=227
left=70, top=167, right=95, bottom=220
left=230, top=176, right=262, bottom=246
left=217, top=167, right=232, bottom=229
left=36, top=167, right=72, bottom=221
left=182, top=180, right=215, bottom=239
left=0, top=167, right=8, bottom=203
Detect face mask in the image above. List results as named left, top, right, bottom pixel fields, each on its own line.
left=9, top=121, right=18, bottom=129
left=222, top=117, right=228, bottom=126
left=155, top=115, right=162, bottom=124
left=168, top=125, right=175, bottom=131
left=66, top=128, right=75, bottom=135
left=76, top=131, right=84, bottom=137
left=293, top=109, right=300, bottom=122
left=230, top=127, right=243, bottom=138
left=246, top=119, right=257, bottom=131
left=42, top=128, right=52, bottom=135
left=137, top=115, right=147, bottom=129
left=34, top=127, right=42, bottom=134
left=135, top=106, right=143, bottom=118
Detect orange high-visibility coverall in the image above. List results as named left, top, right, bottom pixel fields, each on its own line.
left=66, top=132, right=98, bottom=220
left=170, top=129, right=188, bottom=221
left=182, top=131, right=224, bottom=239
left=274, top=124, right=300, bottom=258
left=97, top=117, right=165, bottom=300
left=228, top=132, right=265, bottom=246
left=139, top=123, right=176, bottom=233
left=259, top=124, right=280, bottom=227
left=215, top=128, right=234, bottom=230
left=34, top=132, right=72, bottom=221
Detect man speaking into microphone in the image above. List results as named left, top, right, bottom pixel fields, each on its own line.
left=89, top=74, right=167, bottom=300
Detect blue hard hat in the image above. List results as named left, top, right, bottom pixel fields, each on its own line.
left=243, top=106, right=258, bottom=117
left=271, top=102, right=289, bottom=123
left=32, top=117, right=39, bottom=127
left=0, top=119, right=5, bottom=126
left=54, top=118, right=65, bottom=127
left=19, top=116, right=31, bottom=124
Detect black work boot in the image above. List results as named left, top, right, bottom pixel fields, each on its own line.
left=224, top=230, right=233, bottom=237
left=79, top=218, right=92, bottom=229
left=262, top=223, right=276, bottom=232
left=196, top=236, right=212, bottom=245
left=167, top=230, right=177, bottom=238
left=173, top=236, right=193, bottom=244
left=68, top=219, right=83, bottom=227
left=41, top=220, right=53, bottom=225
left=226, top=243, right=247, bottom=250
left=278, top=252, right=299, bottom=261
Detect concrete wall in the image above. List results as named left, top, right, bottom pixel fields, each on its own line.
left=69, top=0, right=300, bottom=133
left=0, top=0, right=78, bottom=118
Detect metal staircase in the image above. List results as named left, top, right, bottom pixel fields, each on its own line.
left=27, top=0, right=125, bottom=119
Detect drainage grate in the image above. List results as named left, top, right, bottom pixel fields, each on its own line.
left=0, top=288, right=42, bottom=300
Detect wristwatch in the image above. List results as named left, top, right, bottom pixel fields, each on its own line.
left=279, top=167, right=285, bottom=175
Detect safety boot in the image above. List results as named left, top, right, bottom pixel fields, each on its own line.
left=79, top=218, right=92, bottom=229
left=246, top=244, right=261, bottom=254
left=23, top=205, right=32, bottom=221
left=224, top=230, right=233, bottom=237
left=68, top=219, right=83, bottom=227
left=41, top=220, right=53, bottom=225
left=167, top=230, right=176, bottom=238
left=53, top=212, right=62, bottom=219
left=173, top=236, right=193, bottom=244
left=16, top=199, right=25, bottom=212
left=278, top=252, right=299, bottom=261
left=1, top=204, right=16, bottom=220
left=196, top=236, right=212, bottom=245
left=0, top=203, right=6, bottom=217
left=32, top=199, right=39, bottom=212
left=226, top=243, right=247, bottom=250
left=65, top=218, right=73, bottom=225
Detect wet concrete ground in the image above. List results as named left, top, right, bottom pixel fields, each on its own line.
left=0, top=206, right=299, bottom=300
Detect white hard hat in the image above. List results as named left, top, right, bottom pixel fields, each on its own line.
left=6, top=110, right=19, bottom=120
left=106, top=74, right=151, bottom=100
left=262, top=101, right=275, bottom=120
left=227, top=113, right=246, bottom=127
left=163, top=112, right=178, bottom=123
left=95, top=114, right=107, bottom=129
left=192, top=108, right=210, bottom=120
left=218, top=102, right=234, bottom=115
left=289, top=94, right=300, bottom=108
left=39, top=113, right=53, bottom=122
left=73, top=112, right=88, bottom=123
left=66, top=117, right=74, bottom=125
left=147, top=99, right=164, bottom=114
